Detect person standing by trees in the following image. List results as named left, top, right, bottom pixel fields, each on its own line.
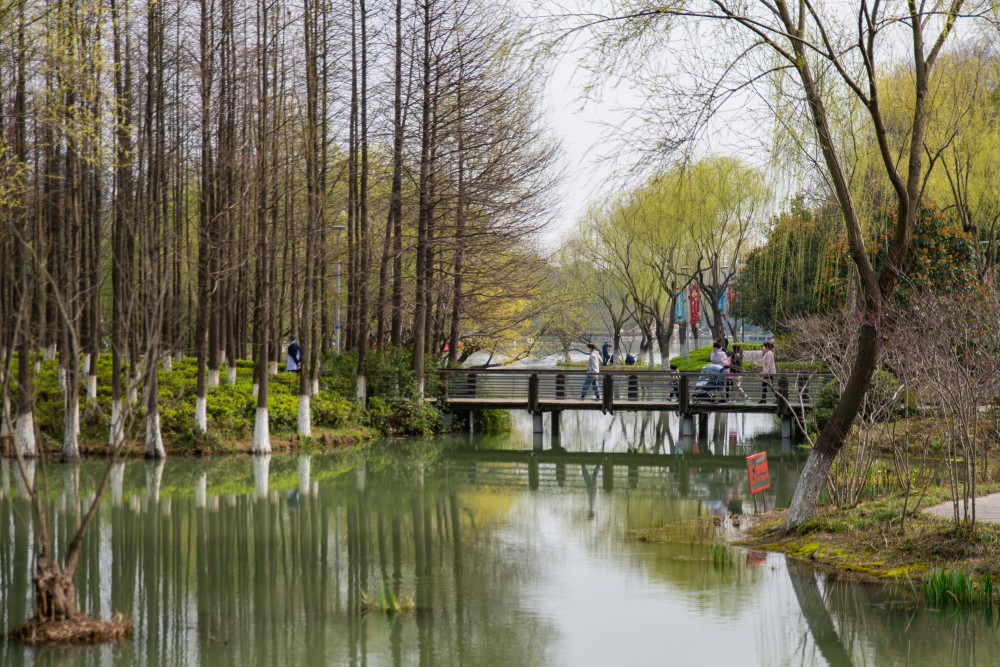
left=601, top=340, right=611, bottom=364
left=286, top=337, right=301, bottom=373
left=580, top=342, right=601, bottom=400
left=759, top=341, right=776, bottom=404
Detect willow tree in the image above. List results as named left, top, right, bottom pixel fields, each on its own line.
left=574, top=0, right=976, bottom=527
left=682, top=158, right=768, bottom=341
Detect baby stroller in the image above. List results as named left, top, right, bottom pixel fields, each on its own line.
left=692, top=363, right=727, bottom=402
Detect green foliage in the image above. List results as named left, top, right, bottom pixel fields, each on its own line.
left=735, top=198, right=979, bottom=333
left=323, top=347, right=444, bottom=400
left=818, top=199, right=979, bottom=309
left=733, top=197, right=841, bottom=333
left=361, top=580, right=415, bottom=615
left=670, top=343, right=762, bottom=371
left=9, top=353, right=360, bottom=445
left=925, top=569, right=997, bottom=608
left=471, top=408, right=512, bottom=435
left=366, top=397, right=442, bottom=437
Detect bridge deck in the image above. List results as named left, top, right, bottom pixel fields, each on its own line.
left=440, top=369, right=831, bottom=415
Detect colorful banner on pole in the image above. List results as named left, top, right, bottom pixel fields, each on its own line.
left=674, top=288, right=686, bottom=324
left=689, top=291, right=700, bottom=325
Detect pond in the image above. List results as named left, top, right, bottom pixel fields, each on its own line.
left=2, top=410, right=999, bottom=665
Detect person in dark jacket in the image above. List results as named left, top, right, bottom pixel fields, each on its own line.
left=286, top=337, right=301, bottom=372
left=601, top=340, right=611, bottom=364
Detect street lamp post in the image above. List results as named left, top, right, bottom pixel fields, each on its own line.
left=332, top=221, right=346, bottom=355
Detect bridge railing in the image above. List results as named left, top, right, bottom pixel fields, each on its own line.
left=440, top=368, right=836, bottom=412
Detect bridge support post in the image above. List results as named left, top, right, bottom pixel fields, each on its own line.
left=551, top=411, right=561, bottom=439
left=602, top=458, right=614, bottom=492
left=529, top=455, right=539, bottom=490
left=532, top=412, right=544, bottom=451
left=467, top=411, right=474, bottom=436
left=680, top=414, right=695, bottom=453
left=698, top=413, right=709, bottom=440
left=781, top=415, right=793, bottom=452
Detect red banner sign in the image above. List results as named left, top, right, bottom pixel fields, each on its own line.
left=689, top=291, right=701, bottom=325
left=747, top=452, right=770, bottom=494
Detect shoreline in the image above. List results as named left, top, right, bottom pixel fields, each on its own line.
left=0, top=426, right=375, bottom=460
left=634, top=485, right=1000, bottom=588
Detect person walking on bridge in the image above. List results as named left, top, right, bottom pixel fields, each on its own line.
left=581, top=341, right=601, bottom=400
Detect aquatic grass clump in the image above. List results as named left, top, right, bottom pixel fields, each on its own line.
left=924, top=569, right=998, bottom=608
left=708, top=544, right=734, bottom=570
left=361, top=580, right=415, bottom=615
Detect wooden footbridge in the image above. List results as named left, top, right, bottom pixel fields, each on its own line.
left=440, top=368, right=835, bottom=445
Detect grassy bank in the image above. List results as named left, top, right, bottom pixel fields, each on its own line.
left=707, top=487, right=1000, bottom=584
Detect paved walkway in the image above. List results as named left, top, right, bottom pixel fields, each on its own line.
left=924, top=493, right=1000, bottom=522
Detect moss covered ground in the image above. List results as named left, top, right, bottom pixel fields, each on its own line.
left=730, top=486, right=1000, bottom=584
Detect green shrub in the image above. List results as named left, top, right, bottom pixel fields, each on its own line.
left=323, top=347, right=444, bottom=400
left=366, top=397, right=442, bottom=436
left=473, top=408, right=512, bottom=435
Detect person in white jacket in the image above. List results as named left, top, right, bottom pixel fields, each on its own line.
left=580, top=341, right=601, bottom=400
left=759, top=341, right=776, bottom=403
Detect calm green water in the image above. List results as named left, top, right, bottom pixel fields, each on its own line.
left=2, top=411, right=1000, bottom=666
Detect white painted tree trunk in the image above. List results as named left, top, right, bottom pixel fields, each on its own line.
left=227, top=366, right=237, bottom=385
left=145, top=458, right=165, bottom=507
left=57, top=366, right=67, bottom=391
left=13, top=459, right=36, bottom=496
left=298, top=455, right=311, bottom=496
left=61, top=464, right=80, bottom=511
left=253, top=453, right=271, bottom=498
left=356, top=462, right=367, bottom=493
left=82, top=353, right=91, bottom=375
left=34, top=360, right=40, bottom=373
left=86, top=374, right=97, bottom=402
left=109, top=399, right=124, bottom=448
left=311, top=378, right=319, bottom=396
left=252, top=407, right=271, bottom=454
left=44, top=343, right=56, bottom=360
left=1, top=395, right=10, bottom=437
left=62, top=397, right=80, bottom=461
left=207, top=368, right=220, bottom=387
left=415, top=376, right=424, bottom=398
left=128, top=384, right=138, bottom=406
left=146, top=410, right=167, bottom=459
left=269, top=361, right=278, bottom=376
left=14, top=411, right=36, bottom=457
left=195, top=395, right=207, bottom=433
left=195, top=472, right=207, bottom=508
left=111, top=462, right=125, bottom=506
left=162, top=354, right=173, bottom=372
left=355, top=374, right=367, bottom=406
left=298, top=394, right=311, bottom=438
left=252, top=382, right=259, bottom=398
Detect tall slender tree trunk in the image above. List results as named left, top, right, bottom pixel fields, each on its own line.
left=411, top=0, right=433, bottom=395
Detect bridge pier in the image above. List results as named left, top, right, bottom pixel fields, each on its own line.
left=698, top=413, right=709, bottom=439
left=781, top=415, right=793, bottom=452
left=529, top=456, right=539, bottom=490
left=680, top=415, right=695, bottom=454
left=602, top=458, right=614, bottom=492
left=532, top=412, right=544, bottom=450
left=551, top=410, right=561, bottom=438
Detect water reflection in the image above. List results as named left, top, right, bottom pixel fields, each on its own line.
left=1, top=445, right=1000, bottom=665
